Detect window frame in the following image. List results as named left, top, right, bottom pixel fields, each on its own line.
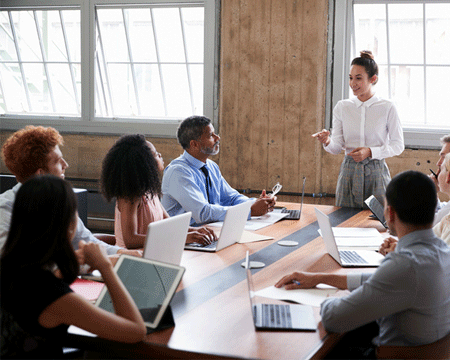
left=327, top=0, right=449, bottom=150
left=0, top=0, right=219, bottom=137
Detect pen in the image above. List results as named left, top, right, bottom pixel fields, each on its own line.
left=430, top=169, right=437, bottom=178
left=293, top=280, right=301, bottom=286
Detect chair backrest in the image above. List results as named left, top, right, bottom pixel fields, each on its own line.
left=376, top=331, right=450, bottom=359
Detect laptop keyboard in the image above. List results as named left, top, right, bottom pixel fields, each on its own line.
left=281, top=209, right=300, bottom=219
left=339, top=250, right=368, bottom=264
left=191, top=240, right=217, bottom=249
left=254, top=304, right=292, bottom=328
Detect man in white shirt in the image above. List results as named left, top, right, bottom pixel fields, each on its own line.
left=276, top=171, right=450, bottom=354
left=0, top=126, right=140, bottom=258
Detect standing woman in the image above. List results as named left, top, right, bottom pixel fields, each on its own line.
left=1, top=175, right=146, bottom=359
left=313, top=50, right=404, bottom=208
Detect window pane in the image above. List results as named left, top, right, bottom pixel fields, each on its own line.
left=135, top=64, right=165, bottom=116
left=0, top=63, right=27, bottom=113
left=97, top=9, right=128, bottom=62
left=48, top=64, right=77, bottom=114
left=153, top=8, right=185, bottom=63
left=62, top=10, right=81, bottom=62
left=22, top=63, right=49, bottom=112
left=0, top=9, right=81, bottom=116
left=427, top=66, right=450, bottom=129
left=388, top=4, right=423, bottom=65
left=161, top=64, right=191, bottom=117
left=391, top=66, right=425, bottom=126
left=181, top=7, right=204, bottom=63
left=0, top=12, right=18, bottom=61
left=95, top=5, right=205, bottom=119
left=108, top=63, right=138, bottom=116
left=127, top=9, right=157, bottom=63
left=11, top=11, right=42, bottom=62
left=426, top=4, right=450, bottom=65
left=353, top=4, right=388, bottom=64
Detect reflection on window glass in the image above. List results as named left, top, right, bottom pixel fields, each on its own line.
left=95, top=5, right=204, bottom=119
left=352, top=2, right=450, bottom=129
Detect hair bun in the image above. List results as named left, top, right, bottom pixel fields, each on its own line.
left=360, top=50, right=374, bottom=60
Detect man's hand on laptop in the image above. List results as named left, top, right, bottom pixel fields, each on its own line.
left=186, top=226, right=217, bottom=245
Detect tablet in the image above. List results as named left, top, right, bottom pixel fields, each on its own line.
left=95, top=255, right=185, bottom=329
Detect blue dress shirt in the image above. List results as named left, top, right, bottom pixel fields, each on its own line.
left=320, top=229, right=450, bottom=346
left=161, top=151, right=251, bottom=226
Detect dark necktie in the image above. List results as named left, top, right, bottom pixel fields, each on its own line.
left=200, top=165, right=212, bottom=203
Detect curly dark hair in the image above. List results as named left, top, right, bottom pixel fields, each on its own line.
left=100, top=134, right=161, bottom=202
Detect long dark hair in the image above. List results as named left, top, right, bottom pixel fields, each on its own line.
left=100, top=134, right=161, bottom=202
left=1, top=175, right=79, bottom=285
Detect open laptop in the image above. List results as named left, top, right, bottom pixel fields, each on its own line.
left=95, top=255, right=185, bottom=330
left=184, top=201, right=253, bottom=252
left=364, top=195, right=388, bottom=229
left=280, top=177, right=306, bottom=220
left=314, top=208, right=384, bottom=267
left=244, top=252, right=316, bottom=331
left=143, top=212, right=191, bottom=265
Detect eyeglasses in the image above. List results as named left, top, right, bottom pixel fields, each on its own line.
left=271, top=182, right=282, bottom=197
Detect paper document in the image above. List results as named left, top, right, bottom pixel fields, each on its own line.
left=209, top=212, right=288, bottom=231
left=238, top=230, right=274, bottom=243
left=255, top=284, right=339, bottom=308
left=318, top=228, right=384, bottom=247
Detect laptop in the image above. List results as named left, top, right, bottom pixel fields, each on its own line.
left=364, top=195, right=388, bottom=229
left=314, top=208, right=384, bottom=267
left=280, top=177, right=306, bottom=220
left=184, top=201, right=253, bottom=252
left=143, top=212, right=191, bottom=265
left=95, top=255, right=185, bottom=330
left=244, top=252, right=316, bottom=331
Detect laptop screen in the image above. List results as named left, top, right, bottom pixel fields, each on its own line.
left=95, top=255, right=185, bottom=329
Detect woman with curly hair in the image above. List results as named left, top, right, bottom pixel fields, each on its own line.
left=100, top=134, right=216, bottom=249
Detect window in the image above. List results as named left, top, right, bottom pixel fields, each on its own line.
left=0, top=0, right=218, bottom=136
left=328, top=0, right=450, bottom=148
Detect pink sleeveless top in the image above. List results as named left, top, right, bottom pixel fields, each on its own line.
left=115, top=195, right=165, bottom=248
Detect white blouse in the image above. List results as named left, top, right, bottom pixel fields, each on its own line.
left=324, top=95, right=404, bottom=160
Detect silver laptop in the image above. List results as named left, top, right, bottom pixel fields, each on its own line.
left=143, top=212, right=191, bottom=265
left=314, top=208, right=384, bottom=267
left=184, top=201, right=253, bottom=252
left=244, top=252, right=316, bottom=331
left=364, top=195, right=388, bottom=229
left=281, top=176, right=306, bottom=220
left=95, top=255, right=185, bottom=330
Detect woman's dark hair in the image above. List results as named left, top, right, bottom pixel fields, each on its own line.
left=385, top=170, right=437, bottom=226
left=100, top=134, right=161, bottom=202
left=351, top=50, right=378, bottom=84
left=1, top=175, right=79, bottom=284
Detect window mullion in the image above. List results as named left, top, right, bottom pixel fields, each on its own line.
left=122, top=9, right=141, bottom=115
left=179, top=8, right=195, bottom=114
left=60, top=10, right=81, bottom=114
left=8, top=11, right=32, bottom=112
left=150, top=7, right=168, bottom=117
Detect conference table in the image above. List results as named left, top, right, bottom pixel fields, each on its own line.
left=67, top=203, right=388, bottom=359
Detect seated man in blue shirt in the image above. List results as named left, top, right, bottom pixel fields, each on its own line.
left=276, top=170, right=450, bottom=350
left=162, top=116, right=276, bottom=226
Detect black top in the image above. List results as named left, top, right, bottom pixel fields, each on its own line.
left=1, top=269, right=73, bottom=359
